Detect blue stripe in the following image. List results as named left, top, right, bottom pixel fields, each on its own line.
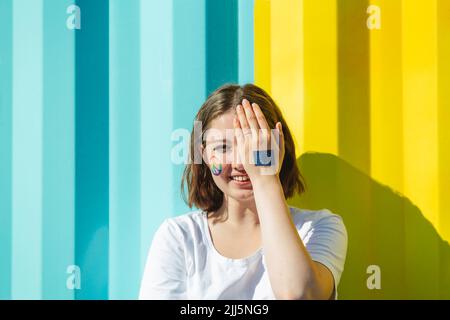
left=0, top=0, right=13, bottom=300
left=238, top=0, right=255, bottom=84
left=172, top=0, right=206, bottom=216
left=75, top=0, right=109, bottom=300
left=42, top=0, right=75, bottom=299
left=109, top=0, right=141, bottom=299
left=206, top=0, right=239, bottom=95
left=139, top=0, right=175, bottom=275
left=12, top=0, right=43, bottom=299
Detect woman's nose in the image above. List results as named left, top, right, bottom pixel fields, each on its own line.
left=231, top=149, right=244, bottom=168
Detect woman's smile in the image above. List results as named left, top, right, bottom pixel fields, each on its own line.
left=229, top=174, right=253, bottom=188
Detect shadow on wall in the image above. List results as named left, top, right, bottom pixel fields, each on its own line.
left=288, top=152, right=450, bottom=299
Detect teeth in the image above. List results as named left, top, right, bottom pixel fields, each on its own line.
left=231, top=176, right=249, bottom=182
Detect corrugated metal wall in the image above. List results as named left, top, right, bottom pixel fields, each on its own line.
left=254, top=0, right=450, bottom=299
left=0, top=0, right=449, bottom=299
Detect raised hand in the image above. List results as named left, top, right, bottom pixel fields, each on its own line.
left=233, top=98, right=285, bottom=181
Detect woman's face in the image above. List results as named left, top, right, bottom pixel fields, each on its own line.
left=202, top=110, right=255, bottom=202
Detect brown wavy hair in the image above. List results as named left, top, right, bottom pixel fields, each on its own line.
left=181, top=83, right=305, bottom=214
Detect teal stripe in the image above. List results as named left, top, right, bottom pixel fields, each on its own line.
left=109, top=0, right=141, bottom=299
left=139, top=0, right=175, bottom=274
left=12, top=0, right=43, bottom=299
left=0, top=0, right=13, bottom=300
left=238, top=0, right=254, bottom=84
left=206, top=0, right=238, bottom=95
left=75, top=0, right=109, bottom=300
left=172, top=0, right=206, bottom=216
left=42, top=0, right=75, bottom=299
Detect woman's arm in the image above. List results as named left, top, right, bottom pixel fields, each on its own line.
left=252, top=175, right=334, bottom=300
left=234, top=99, right=335, bottom=300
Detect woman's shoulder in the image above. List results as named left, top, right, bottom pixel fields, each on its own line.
left=162, top=206, right=344, bottom=228
left=165, top=208, right=205, bottom=226
left=157, top=206, right=346, bottom=240
left=157, top=209, right=206, bottom=241
left=288, top=205, right=346, bottom=232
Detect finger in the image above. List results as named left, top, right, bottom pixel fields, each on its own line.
left=236, top=104, right=250, bottom=132
left=276, top=122, right=285, bottom=158
left=233, top=115, right=244, bottom=143
left=233, top=116, right=245, bottom=164
left=242, top=99, right=260, bottom=151
left=251, top=103, right=270, bottom=130
left=252, top=102, right=271, bottom=149
left=242, top=99, right=259, bottom=132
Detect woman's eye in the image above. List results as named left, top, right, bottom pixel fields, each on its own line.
left=213, top=145, right=230, bottom=153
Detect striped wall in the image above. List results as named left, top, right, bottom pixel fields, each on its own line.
left=256, top=0, right=450, bottom=299
left=0, top=0, right=449, bottom=299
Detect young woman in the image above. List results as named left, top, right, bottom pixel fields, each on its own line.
left=139, top=84, right=347, bottom=300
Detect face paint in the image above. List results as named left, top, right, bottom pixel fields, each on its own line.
left=211, top=162, right=222, bottom=176
left=210, top=155, right=222, bottom=176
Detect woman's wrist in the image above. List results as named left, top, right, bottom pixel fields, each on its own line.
left=250, top=174, right=282, bottom=190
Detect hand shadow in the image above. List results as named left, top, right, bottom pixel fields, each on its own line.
left=288, top=152, right=450, bottom=299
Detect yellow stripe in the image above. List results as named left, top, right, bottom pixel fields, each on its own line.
left=254, top=0, right=271, bottom=94
left=402, top=0, right=439, bottom=228
left=437, top=0, right=450, bottom=242
left=303, top=0, right=338, bottom=154
left=369, top=0, right=403, bottom=192
left=270, top=0, right=304, bottom=157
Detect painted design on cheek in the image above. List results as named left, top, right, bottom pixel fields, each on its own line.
left=211, top=162, right=222, bottom=176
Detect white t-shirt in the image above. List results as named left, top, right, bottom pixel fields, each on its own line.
left=139, top=206, right=347, bottom=300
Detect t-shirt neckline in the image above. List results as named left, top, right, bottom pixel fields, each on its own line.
left=201, top=210, right=263, bottom=266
